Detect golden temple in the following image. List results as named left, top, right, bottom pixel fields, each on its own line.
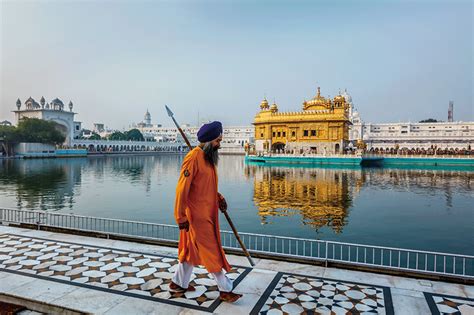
left=253, top=87, right=351, bottom=155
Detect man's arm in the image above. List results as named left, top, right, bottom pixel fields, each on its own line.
left=174, top=152, right=196, bottom=227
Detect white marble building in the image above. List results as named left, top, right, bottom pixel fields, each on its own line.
left=138, top=124, right=254, bottom=153
left=135, top=109, right=156, bottom=129
left=222, top=126, right=254, bottom=146
left=93, top=123, right=105, bottom=133
left=344, top=90, right=473, bottom=151
left=13, top=97, right=81, bottom=146
left=133, top=110, right=254, bottom=152
left=144, top=125, right=254, bottom=144
left=357, top=121, right=473, bottom=151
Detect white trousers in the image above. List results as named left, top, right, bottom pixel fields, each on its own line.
left=172, top=261, right=233, bottom=292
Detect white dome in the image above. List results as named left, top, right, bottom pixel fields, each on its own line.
left=51, top=98, right=64, bottom=106
left=342, top=89, right=352, bottom=103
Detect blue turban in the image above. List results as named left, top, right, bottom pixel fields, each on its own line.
left=197, top=121, right=223, bottom=143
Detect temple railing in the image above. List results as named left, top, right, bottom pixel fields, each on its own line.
left=0, top=207, right=472, bottom=280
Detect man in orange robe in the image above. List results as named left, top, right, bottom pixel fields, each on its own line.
left=170, top=121, right=242, bottom=303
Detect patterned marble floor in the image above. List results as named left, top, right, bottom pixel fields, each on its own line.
left=3, top=231, right=473, bottom=315
left=250, top=272, right=394, bottom=315
left=0, top=233, right=250, bottom=313
left=424, top=292, right=474, bottom=315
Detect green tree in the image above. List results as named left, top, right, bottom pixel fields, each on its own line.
left=126, top=129, right=145, bottom=141
left=16, top=118, right=65, bottom=144
left=0, top=125, right=20, bottom=142
left=419, top=118, right=439, bottom=123
left=108, top=131, right=127, bottom=141
left=0, top=125, right=21, bottom=156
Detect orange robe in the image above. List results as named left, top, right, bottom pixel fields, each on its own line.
left=174, top=147, right=231, bottom=273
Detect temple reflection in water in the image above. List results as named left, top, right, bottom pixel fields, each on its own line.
left=245, top=164, right=365, bottom=232
left=244, top=162, right=473, bottom=233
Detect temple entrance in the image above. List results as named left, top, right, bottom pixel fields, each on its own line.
left=335, top=143, right=340, bottom=154
left=272, top=142, right=285, bottom=153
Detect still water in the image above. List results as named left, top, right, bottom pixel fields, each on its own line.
left=0, top=155, right=472, bottom=255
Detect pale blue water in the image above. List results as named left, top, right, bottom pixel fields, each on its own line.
left=0, top=155, right=472, bottom=255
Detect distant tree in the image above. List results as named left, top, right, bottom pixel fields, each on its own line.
left=16, top=118, right=65, bottom=144
left=0, top=125, right=20, bottom=142
left=89, top=132, right=101, bottom=140
left=108, top=131, right=127, bottom=141
left=0, top=125, right=21, bottom=156
left=126, top=129, right=145, bottom=141
left=419, top=118, right=439, bottom=123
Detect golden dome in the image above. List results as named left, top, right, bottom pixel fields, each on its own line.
left=305, top=96, right=327, bottom=107
left=270, top=102, right=278, bottom=112
left=260, top=98, right=269, bottom=110
left=301, top=87, right=335, bottom=110
left=305, top=87, right=327, bottom=105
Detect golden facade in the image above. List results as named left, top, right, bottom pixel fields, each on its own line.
left=253, top=87, right=351, bottom=154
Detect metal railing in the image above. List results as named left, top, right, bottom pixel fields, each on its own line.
left=0, top=207, right=472, bottom=280
left=363, top=153, right=474, bottom=159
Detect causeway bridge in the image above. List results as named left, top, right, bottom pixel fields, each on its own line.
left=71, top=139, right=192, bottom=152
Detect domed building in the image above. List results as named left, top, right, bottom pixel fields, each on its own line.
left=137, top=109, right=153, bottom=128
left=338, top=88, right=364, bottom=145
left=253, top=87, right=351, bottom=154
left=24, top=97, right=42, bottom=110
left=269, top=101, right=278, bottom=113
left=13, top=96, right=81, bottom=146
left=51, top=98, right=65, bottom=111
left=144, top=109, right=151, bottom=126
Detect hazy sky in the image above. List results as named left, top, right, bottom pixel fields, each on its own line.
left=1, top=0, right=473, bottom=129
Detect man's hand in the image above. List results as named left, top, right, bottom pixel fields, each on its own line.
left=178, top=220, right=189, bottom=232
left=218, top=193, right=227, bottom=212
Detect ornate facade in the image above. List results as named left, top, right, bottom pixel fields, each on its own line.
left=13, top=97, right=80, bottom=146
left=253, top=87, right=351, bottom=155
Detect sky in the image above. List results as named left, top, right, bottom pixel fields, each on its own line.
left=1, top=0, right=473, bottom=129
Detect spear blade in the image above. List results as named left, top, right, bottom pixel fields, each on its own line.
left=165, top=105, right=174, bottom=117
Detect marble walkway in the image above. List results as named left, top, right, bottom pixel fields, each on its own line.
left=0, top=225, right=472, bottom=314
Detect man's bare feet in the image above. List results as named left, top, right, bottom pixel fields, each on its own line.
left=169, top=281, right=196, bottom=293
left=219, top=291, right=243, bottom=303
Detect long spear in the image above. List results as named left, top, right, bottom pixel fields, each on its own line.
left=165, top=105, right=255, bottom=267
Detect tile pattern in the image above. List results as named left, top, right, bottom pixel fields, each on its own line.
left=0, top=233, right=250, bottom=312
left=424, top=292, right=474, bottom=315
left=251, top=272, right=394, bottom=315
